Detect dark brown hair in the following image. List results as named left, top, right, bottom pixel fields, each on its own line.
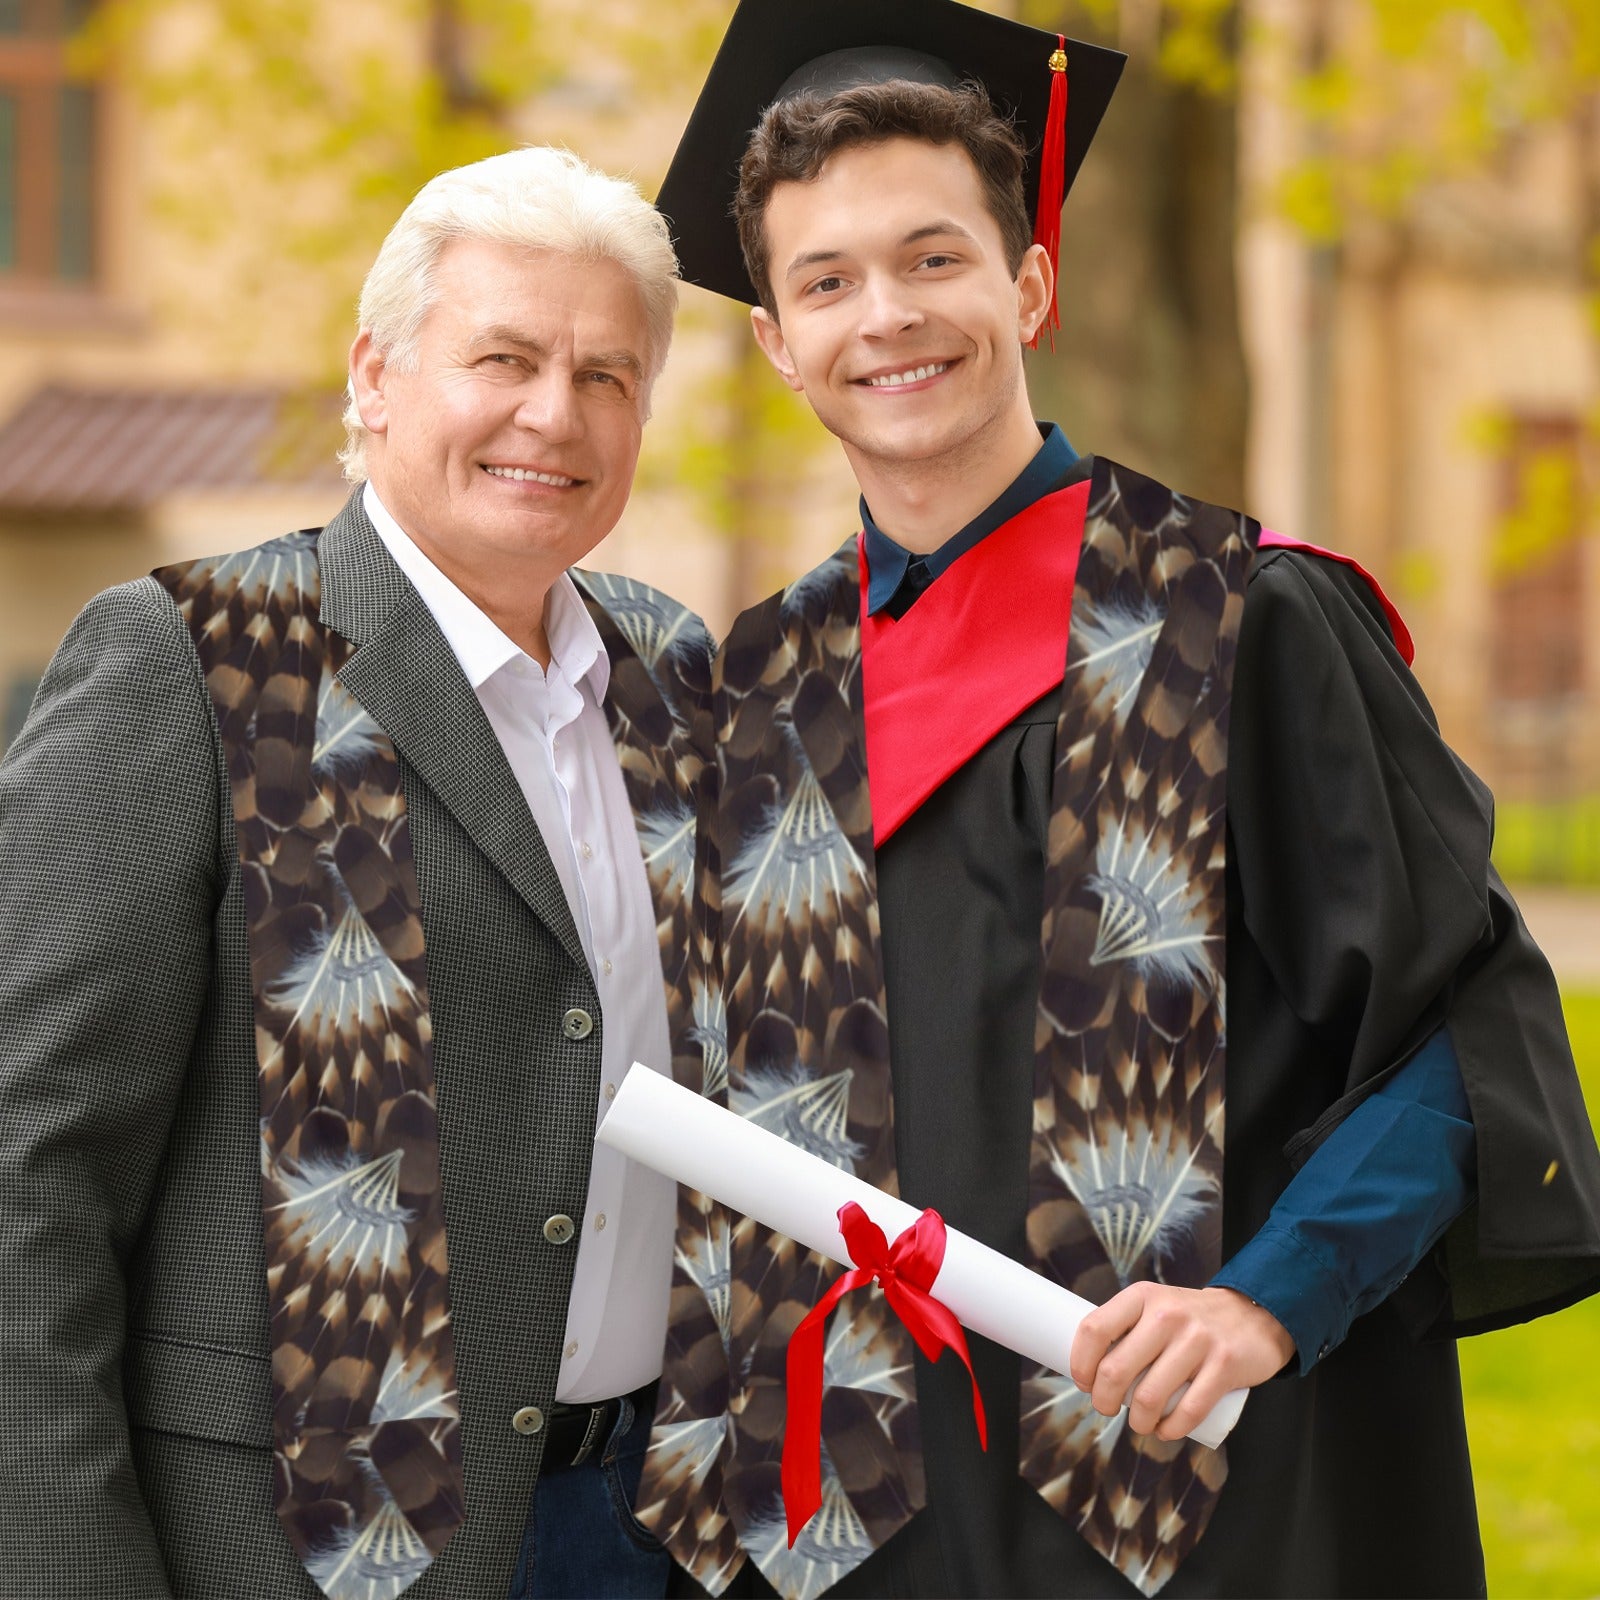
left=734, top=79, right=1032, bottom=315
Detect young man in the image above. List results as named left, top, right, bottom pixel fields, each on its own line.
left=0, top=148, right=705, bottom=1600
left=634, top=3, right=1600, bottom=1598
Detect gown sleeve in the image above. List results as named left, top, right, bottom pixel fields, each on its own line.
left=1228, top=548, right=1600, bottom=1337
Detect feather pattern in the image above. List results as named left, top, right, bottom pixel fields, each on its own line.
left=638, top=547, right=922, bottom=1599
left=156, top=532, right=465, bottom=1594
left=732, top=1065, right=867, bottom=1171
left=1022, top=461, right=1256, bottom=1594
left=575, top=574, right=756, bottom=1591
left=580, top=568, right=704, bottom=689
left=744, top=1470, right=876, bottom=1600
left=303, top=1495, right=433, bottom=1600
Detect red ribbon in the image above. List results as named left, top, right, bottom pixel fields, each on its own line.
left=781, top=1203, right=988, bottom=1547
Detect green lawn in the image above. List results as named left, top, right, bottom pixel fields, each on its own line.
left=1460, top=990, right=1600, bottom=1597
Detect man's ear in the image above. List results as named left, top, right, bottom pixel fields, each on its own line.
left=349, top=330, right=390, bottom=436
left=1015, top=243, right=1054, bottom=346
left=750, top=305, right=805, bottom=393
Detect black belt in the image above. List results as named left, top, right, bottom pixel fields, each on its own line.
left=543, top=1378, right=659, bottom=1470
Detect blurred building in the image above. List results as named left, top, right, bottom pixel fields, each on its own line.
left=0, top=0, right=350, bottom=744
left=1239, top=0, right=1600, bottom=808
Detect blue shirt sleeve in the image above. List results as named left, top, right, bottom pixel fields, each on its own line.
left=1209, top=1025, right=1476, bottom=1372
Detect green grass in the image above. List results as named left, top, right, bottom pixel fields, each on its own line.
left=1460, top=990, right=1600, bottom=1597
left=1492, top=800, right=1600, bottom=887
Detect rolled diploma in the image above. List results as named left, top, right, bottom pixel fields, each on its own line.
left=599, top=1063, right=1245, bottom=1450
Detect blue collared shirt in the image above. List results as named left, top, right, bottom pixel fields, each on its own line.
left=861, top=423, right=1478, bottom=1369
left=863, top=423, right=1079, bottom=617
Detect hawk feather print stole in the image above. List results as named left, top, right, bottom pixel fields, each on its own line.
left=639, top=460, right=1257, bottom=1600
left=158, top=533, right=466, bottom=1600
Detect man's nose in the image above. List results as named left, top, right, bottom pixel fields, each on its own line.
left=514, top=370, right=583, bottom=442
left=856, top=273, right=924, bottom=340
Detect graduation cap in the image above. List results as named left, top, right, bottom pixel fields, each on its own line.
left=657, top=0, right=1127, bottom=341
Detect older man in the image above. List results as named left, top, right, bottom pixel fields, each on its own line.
left=0, top=147, right=710, bottom=1600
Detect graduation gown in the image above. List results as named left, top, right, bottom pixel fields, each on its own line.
left=698, top=456, right=1600, bottom=1600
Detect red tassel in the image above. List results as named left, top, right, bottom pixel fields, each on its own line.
left=1029, top=36, right=1069, bottom=352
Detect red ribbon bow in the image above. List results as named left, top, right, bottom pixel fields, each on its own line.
left=781, top=1202, right=988, bottom=1547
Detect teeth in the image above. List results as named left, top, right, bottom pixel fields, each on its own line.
left=865, top=362, right=948, bottom=388
left=484, top=465, right=577, bottom=486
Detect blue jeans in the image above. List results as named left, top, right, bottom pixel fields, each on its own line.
left=508, top=1390, right=672, bottom=1599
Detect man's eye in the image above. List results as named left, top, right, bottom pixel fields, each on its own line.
left=919, top=254, right=956, bottom=269
left=586, top=371, right=624, bottom=388
left=810, top=276, right=844, bottom=295
left=486, top=352, right=520, bottom=365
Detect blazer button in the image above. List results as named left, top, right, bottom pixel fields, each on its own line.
left=561, top=1007, right=594, bottom=1041
left=512, top=1405, right=545, bottom=1436
left=544, top=1214, right=576, bottom=1246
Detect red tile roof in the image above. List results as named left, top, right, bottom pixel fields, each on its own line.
left=0, top=386, right=347, bottom=512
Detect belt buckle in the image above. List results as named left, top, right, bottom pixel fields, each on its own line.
left=569, top=1401, right=607, bottom=1467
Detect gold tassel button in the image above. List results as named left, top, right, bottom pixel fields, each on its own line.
left=1049, top=47, right=1068, bottom=72
left=1543, top=1160, right=1561, bottom=1185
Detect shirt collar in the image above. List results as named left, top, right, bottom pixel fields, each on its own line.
left=861, top=422, right=1078, bottom=616
left=362, top=481, right=609, bottom=702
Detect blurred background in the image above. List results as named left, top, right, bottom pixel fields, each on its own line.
left=0, top=0, right=1596, bottom=1587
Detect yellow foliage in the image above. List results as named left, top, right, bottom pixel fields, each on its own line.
left=1275, top=161, right=1344, bottom=245
left=1395, top=548, right=1442, bottom=603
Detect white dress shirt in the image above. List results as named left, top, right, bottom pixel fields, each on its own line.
left=364, top=483, right=674, bottom=1403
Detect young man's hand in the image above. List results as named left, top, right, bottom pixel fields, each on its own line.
left=1068, top=1284, right=1297, bottom=1442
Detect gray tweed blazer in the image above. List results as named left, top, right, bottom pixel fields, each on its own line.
left=0, top=495, right=679, bottom=1597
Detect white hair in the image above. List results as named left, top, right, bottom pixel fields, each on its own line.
left=339, top=145, right=679, bottom=482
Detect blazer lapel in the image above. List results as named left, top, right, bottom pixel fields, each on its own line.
left=316, top=493, right=589, bottom=973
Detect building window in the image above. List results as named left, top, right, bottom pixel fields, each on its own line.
left=0, top=0, right=97, bottom=284
left=1489, top=416, right=1588, bottom=706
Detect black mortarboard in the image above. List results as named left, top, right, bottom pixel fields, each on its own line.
left=657, top=0, right=1126, bottom=317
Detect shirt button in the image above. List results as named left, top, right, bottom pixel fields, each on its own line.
left=602, top=958, right=613, bottom=976
left=565, top=1340, right=579, bottom=1360
left=512, top=1405, right=545, bottom=1435
left=561, top=1007, right=593, bottom=1040
left=581, top=841, right=594, bottom=860
left=544, top=1213, right=576, bottom=1246
left=603, top=1082, right=617, bottom=1101
left=594, top=1213, right=607, bottom=1232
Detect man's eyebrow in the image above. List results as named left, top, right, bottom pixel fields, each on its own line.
left=901, top=219, right=979, bottom=248
left=469, top=326, right=550, bottom=354
left=783, top=220, right=981, bottom=281
left=784, top=247, right=849, bottom=282
left=582, top=349, right=647, bottom=379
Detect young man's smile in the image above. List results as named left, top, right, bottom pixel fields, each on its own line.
left=853, top=358, right=959, bottom=391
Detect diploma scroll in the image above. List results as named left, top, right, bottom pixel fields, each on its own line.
left=599, top=1063, right=1246, bottom=1450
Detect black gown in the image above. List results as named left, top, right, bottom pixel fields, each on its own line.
left=706, top=536, right=1600, bottom=1599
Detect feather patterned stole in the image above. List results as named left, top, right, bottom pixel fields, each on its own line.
left=1020, top=466, right=1255, bottom=1595
left=158, top=534, right=465, bottom=1600
left=156, top=538, right=717, bottom=1600
left=640, top=459, right=1258, bottom=1600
